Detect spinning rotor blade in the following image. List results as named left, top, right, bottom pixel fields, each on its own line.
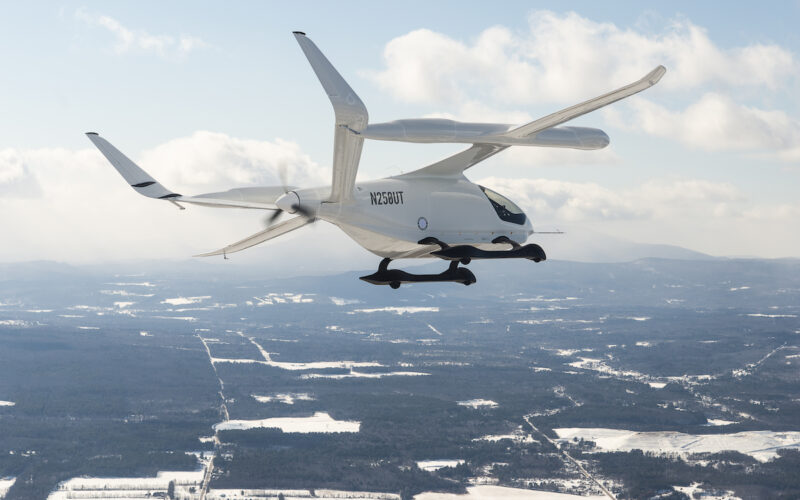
left=262, top=163, right=315, bottom=227
left=263, top=200, right=315, bottom=227
left=265, top=209, right=283, bottom=226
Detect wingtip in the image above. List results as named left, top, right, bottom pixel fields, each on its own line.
left=292, top=31, right=306, bottom=36
left=192, top=250, right=220, bottom=258
left=647, top=65, right=667, bottom=85
left=85, top=131, right=99, bottom=136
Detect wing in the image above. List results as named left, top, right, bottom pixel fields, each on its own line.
left=400, top=144, right=507, bottom=179
left=399, top=65, right=665, bottom=178
left=194, top=216, right=312, bottom=257
left=505, top=65, right=666, bottom=139
left=87, top=133, right=285, bottom=210
left=294, top=32, right=367, bottom=203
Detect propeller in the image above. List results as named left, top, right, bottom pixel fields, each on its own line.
left=264, top=163, right=315, bottom=227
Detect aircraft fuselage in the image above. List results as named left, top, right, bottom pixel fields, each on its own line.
left=289, top=176, right=533, bottom=259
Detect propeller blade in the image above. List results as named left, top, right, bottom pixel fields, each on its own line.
left=292, top=204, right=314, bottom=220
left=277, top=163, right=289, bottom=192
left=265, top=209, right=284, bottom=226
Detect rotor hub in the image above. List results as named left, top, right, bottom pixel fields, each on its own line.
left=275, top=191, right=300, bottom=213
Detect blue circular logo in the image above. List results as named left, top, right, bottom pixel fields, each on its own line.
left=417, top=217, right=428, bottom=230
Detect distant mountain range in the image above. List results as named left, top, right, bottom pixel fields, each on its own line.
left=539, top=229, right=714, bottom=263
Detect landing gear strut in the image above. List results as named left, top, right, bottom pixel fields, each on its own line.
left=359, top=258, right=476, bottom=289
left=427, top=236, right=546, bottom=263
left=359, top=237, right=546, bottom=288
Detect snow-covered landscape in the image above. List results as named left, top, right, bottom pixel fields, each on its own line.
left=1, top=258, right=799, bottom=498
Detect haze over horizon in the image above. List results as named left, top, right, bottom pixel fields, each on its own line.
left=2, top=1, right=799, bottom=269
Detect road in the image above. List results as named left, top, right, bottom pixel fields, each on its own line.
left=524, top=415, right=616, bottom=500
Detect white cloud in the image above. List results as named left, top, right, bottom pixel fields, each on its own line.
left=0, top=133, right=339, bottom=265
left=76, top=10, right=209, bottom=58
left=368, top=12, right=796, bottom=106
left=479, top=176, right=800, bottom=258
left=365, top=12, right=799, bottom=160
left=613, top=94, right=800, bottom=153
left=0, top=149, right=41, bottom=197
left=477, top=176, right=746, bottom=222
left=1, top=134, right=798, bottom=263
left=478, top=176, right=643, bottom=221
left=138, top=131, right=328, bottom=192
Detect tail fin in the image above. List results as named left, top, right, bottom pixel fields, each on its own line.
left=293, top=32, right=366, bottom=202
left=86, top=132, right=180, bottom=199
left=293, top=32, right=368, bottom=131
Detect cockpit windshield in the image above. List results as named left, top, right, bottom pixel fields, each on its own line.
left=479, top=185, right=526, bottom=225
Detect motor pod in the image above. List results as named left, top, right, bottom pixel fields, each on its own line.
left=275, top=191, right=301, bottom=213
left=275, top=190, right=320, bottom=219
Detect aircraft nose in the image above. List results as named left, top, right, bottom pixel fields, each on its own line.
left=275, top=192, right=300, bottom=213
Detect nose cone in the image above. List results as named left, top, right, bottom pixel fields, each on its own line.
left=588, top=129, right=611, bottom=149
left=275, top=191, right=300, bottom=213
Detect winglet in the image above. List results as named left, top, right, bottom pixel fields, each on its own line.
left=293, top=32, right=368, bottom=131
left=646, top=65, right=667, bottom=86
left=86, top=133, right=181, bottom=199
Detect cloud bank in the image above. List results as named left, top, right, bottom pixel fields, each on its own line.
left=366, top=11, right=799, bottom=160
left=0, top=133, right=336, bottom=264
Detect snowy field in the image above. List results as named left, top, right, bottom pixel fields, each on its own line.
left=554, top=428, right=800, bottom=462
left=0, top=478, right=16, bottom=499
left=253, top=393, right=314, bottom=405
left=414, top=485, right=606, bottom=499
left=212, top=357, right=383, bottom=371
left=47, top=469, right=205, bottom=500
left=161, top=296, right=211, bottom=306
left=416, top=460, right=464, bottom=472
left=457, top=399, right=498, bottom=409
left=300, top=370, right=429, bottom=380
left=349, top=307, right=439, bottom=315
left=207, top=489, right=399, bottom=499
left=673, top=483, right=740, bottom=500
left=215, top=412, right=360, bottom=433
left=474, top=428, right=537, bottom=444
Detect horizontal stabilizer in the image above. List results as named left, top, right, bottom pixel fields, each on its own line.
left=182, top=187, right=288, bottom=210
left=87, top=133, right=284, bottom=210
left=86, top=132, right=179, bottom=199
left=195, top=216, right=312, bottom=257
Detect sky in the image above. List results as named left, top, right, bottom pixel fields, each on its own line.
left=1, top=1, right=799, bottom=272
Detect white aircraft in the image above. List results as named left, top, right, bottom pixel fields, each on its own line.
left=88, top=32, right=665, bottom=288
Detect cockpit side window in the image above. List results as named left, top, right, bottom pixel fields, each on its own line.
left=479, top=185, right=526, bottom=225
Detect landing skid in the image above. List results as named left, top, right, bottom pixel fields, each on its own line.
left=359, top=258, right=476, bottom=289
left=422, top=236, right=547, bottom=263
left=360, top=237, right=546, bottom=289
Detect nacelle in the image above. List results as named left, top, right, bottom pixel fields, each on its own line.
left=362, top=119, right=609, bottom=150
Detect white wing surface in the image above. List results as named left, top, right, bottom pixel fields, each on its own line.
left=402, top=65, right=666, bottom=178
left=194, top=216, right=312, bottom=257
left=505, top=65, right=666, bottom=139
left=400, top=144, right=507, bottom=178
left=294, top=32, right=367, bottom=203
